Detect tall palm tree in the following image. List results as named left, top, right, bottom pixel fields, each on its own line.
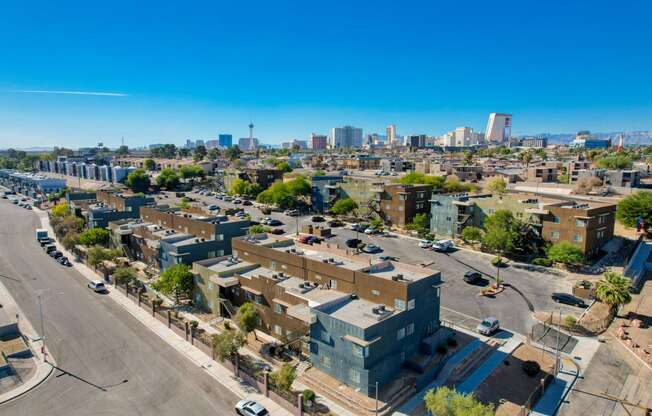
left=595, top=272, right=632, bottom=310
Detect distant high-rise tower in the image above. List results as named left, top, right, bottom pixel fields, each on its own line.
left=331, top=125, right=363, bottom=148
left=311, top=133, right=328, bottom=151
left=484, top=113, right=512, bottom=144
left=386, top=124, right=397, bottom=146
left=249, top=122, right=254, bottom=140
left=218, top=134, right=233, bottom=148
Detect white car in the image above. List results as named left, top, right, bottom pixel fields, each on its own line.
left=476, top=317, right=500, bottom=335
left=364, top=227, right=376, bottom=235
left=418, top=240, right=432, bottom=248
left=432, top=239, right=454, bottom=252
left=207, top=204, right=219, bottom=211
left=235, top=399, right=268, bottom=416
left=88, top=280, right=107, bottom=293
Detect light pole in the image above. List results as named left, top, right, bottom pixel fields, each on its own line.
left=37, top=294, right=46, bottom=360
left=375, top=381, right=379, bottom=416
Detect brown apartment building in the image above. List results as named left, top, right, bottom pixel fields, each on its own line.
left=542, top=200, right=616, bottom=258
left=525, top=166, right=558, bottom=183
left=378, top=183, right=433, bottom=226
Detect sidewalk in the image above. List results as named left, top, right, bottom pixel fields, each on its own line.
left=35, top=209, right=294, bottom=415
left=0, top=277, right=55, bottom=405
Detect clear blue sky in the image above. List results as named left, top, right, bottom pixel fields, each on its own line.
left=1, top=0, right=651, bottom=149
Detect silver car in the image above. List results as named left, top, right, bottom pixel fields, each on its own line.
left=88, top=280, right=107, bottom=293
left=476, top=317, right=500, bottom=335
left=235, top=399, right=268, bottom=416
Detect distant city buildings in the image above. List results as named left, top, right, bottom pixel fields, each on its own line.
left=485, top=113, right=512, bottom=144
left=238, top=137, right=259, bottom=151
left=570, top=131, right=611, bottom=149
left=331, top=125, right=363, bottom=148
left=520, top=137, right=548, bottom=148
left=218, top=134, right=233, bottom=148
left=386, top=124, right=397, bottom=146
left=282, top=139, right=307, bottom=149
left=311, top=133, right=328, bottom=151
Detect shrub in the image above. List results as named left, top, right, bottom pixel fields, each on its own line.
left=302, top=389, right=316, bottom=404
left=532, top=257, right=553, bottom=267
left=564, top=315, right=577, bottom=329
left=522, top=360, right=541, bottom=377
left=190, top=320, right=199, bottom=329
left=436, top=344, right=448, bottom=355
left=546, top=241, right=585, bottom=265
left=223, top=321, right=232, bottom=330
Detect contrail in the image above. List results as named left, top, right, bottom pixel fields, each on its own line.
left=10, top=90, right=128, bottom=97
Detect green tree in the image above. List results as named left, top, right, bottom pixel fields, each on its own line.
left=207, top=148, right=220, bottom=160
left=193, top=145, right=207, bottom=162
left=407, top=213, right=430, bottom=237
left=225, top=146, right=242, bottom=160
left=152, top=264, right=194, bottom=304
left=156, top=168, right=181, bottom=189
left=126, top=169, right=151, bottom=193
left=61, top=232, right=80, bottom=250
left=546, top=241, right=585, bottom=265
left=482, top=210, right=522, bottom=255
left=249, top=224, right=272, bottom=234
left=461, top=226, right=483, bottom=243
left=51, top=202, right=70, bottom=217
left=369, top=218, right=384, bottom=230
left=275, top=161, right=293, bottom=173
left=485, top=177, right=507, bottom=195
left=424, top=386, right=494, bottom=416
left=596, top=272, right=632, bottom=310
left=519, top=149, right=534, bottom=168
left=144, top=158, right=156, bottom=171
left=212, top=330, right=246, bottom=362
left=331, top=198, right=358, bottom=216
left=78, top=227, right=110, bottom=246
left=286, top=176, right=311, bottom=198
left=596, top=154, right=632, bottom=170
left=113, top=266, right=137, bottom=285
left=616, top=191, right=652, bottom=228
left=237, top=302, right=260, bottom=341
left=443, top=175, right=473, bottom=193
left=230, top=178, right=253, bottom=196
left=179, top=164, right=206, bottom=182
left=87, top=247, right=121, bottom=269
left=557, top=174, right=570, bottom=184
left=270, top=363, right=296, bottom=393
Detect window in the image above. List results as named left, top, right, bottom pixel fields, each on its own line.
left=417, top=192, right=425, bottom=199
left=385, top=204, right=391, bottom=210
left=254, top=295, right=263, bottom=305
left=208, top=282, right=214, bottom=290
left=352, top=344, right=364, bottom=358
left=216, top=234, right=224, bottom=241
left=398, top=194, right=407, bottom=201
left=274, top=303, right=284, bottom=314
left=320, top=353, right=331, bottom=368
left=207, top=251, right=216, bottom=258
left=573, top=234, right=583, bottom=242
left=407, top=299, right=415, bottom=310
left=575, top=219, right=586, bottom=228
left=394, top=299, right=406, bottom=311
left=329, top=279, right=337, bottom=290
left=406, top=323, right=414, bottom=336
left=349, top=368, right=360, bottom=384
left=552, top=216, right=560, bottom=224
left=550, top=231, right=560, bottom=239
left=274, top=325, right=283, bottom=336
left=270, top=261, right=277, bottom=270
left=371, top=289, right=380, bottom=296
left=398, top=206, right=404, bottom=211
left=597, top=230, right=605, bottom=240
left=320, top=330, right=330, bottom=343
left=397, top=328, right=405, bottom=340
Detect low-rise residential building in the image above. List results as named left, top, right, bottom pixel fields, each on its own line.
left=87, top=191, right=155, bottom=228
left=224, top=168, right=284, bottom=191
left=311, top=175, right=344, bottom=213
left=604, top=170, right=641, bottom=188
left=525, top=166, right=558, bottom=183
left=378, top=183, right=433, bottom=226
left=341, top=155, right=381, bottom=171
left=192, top=234, right=444, bottom=396
left=0, top=169, right=67, bottom=194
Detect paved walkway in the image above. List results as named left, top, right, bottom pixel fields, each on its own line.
left=0, top=276, right=55, bottom=404
left=35, top=209, right=295, bottom=415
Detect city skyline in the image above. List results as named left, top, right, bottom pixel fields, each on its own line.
left=1, top=0, right=651, bottom=148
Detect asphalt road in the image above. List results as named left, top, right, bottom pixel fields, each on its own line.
left=184, top=190, right=583, bottom=336
left=0, top=199, right=239, bottom=416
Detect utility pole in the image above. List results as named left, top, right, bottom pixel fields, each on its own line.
left=38, top=294, right=46, bottom=360
left=555, top=308, right=561, bottom=376
left=375, top=381, right=379, bottom=416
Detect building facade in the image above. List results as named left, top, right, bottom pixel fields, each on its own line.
left=331, top=126, right=363, bottom=148
left=484, top=113, right=512, bottom=144
left=378, top=184, right=434, bottom=226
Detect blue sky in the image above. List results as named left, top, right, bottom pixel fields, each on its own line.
left=1, top=0, right=651, bottom=149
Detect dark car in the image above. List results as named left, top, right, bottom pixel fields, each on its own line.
left=49, top=250, right=63, bottom=259
left=267, top=219, right=282, bottom=226
left=379, top=255, right=399, bottom=261
left=327, top=219, right=343, bottom=228
left=311, top=216, right=325, bottom=222
left=307, top=236, right=322, bottom=244
left=463, top=271, right=482, bottom=284
left=270, top=228, right=285, bottom=235
left=57, top=256, right=71, bottom=266
left=242, top=200, right=253, bottom=206
left=345, top=238, right=362, bottom=248
left=39, top=238, right=55, bottom=246
left=551, top=293, right=587, bottom=308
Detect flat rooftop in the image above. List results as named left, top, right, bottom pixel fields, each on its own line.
left=360, top=261, right=433, bottom=282
left=277, top=277, right=348, bottom=307
left=319, top=297, right=400, bottom=329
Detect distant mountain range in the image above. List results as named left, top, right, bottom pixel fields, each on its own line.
left=532, top=131, right=652, bottom=145
left=0, top=146, right=54, bottom=152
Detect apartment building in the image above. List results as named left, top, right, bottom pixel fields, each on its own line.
left=340, top=155, right=381, bottom=171
left=378, top=184, right=433, bottom=226
left=311, top=175, right=344, bottom=213
left=87, top=191, right=155, bottom=228
left=224, top=168, right=284, bottom=191
left=525, top=166, right=558, bottom=183
left=192, top=234, right=443, bottom=396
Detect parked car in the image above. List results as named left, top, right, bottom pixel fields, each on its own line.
left=379, top=255, right=399, bottom=261
left=242, top=200, right=253, bottom=206
left=311, top=215, right=325, bottom=222
left=49, top=250, right=63, bottom=259
left=418, top=240, right=432, bottom=248
left=87, top=280, right=107, bottom=293
left=57, top=256, right=71, bottom=266
left=44, top=244, right=57, bottom=254
left=267, top=219, right=282, bottom=226
left=463, top=271, right=482, bottom=284
left=207, top=204, right=219, bottom=211
left=327, top=219, right=343, bottom=228
left=350, top=223, right=364, bottom=231
left=345, top=238, right=362, bottom=248
left=233, top=199, right=242, bottom=204
left=551, top=293, right=587, bottom=308
left=298, top=235, right=312, bottom=244
left=364, top=227, right=376, bottom=235
left=39, top=238, right=55, bottom=247
left=307, top=236, right=322, bottom=244
left=362, top=244, right=382, bottom=253
left=432, top=239, right=454, bottom=252
left=25, top=205, right=32, bottom=210
left=476, top=317, right=500, bottom=335
left=235, top=399, right=268, bottom=416
left=270, top=228, right=285, bottom=235
left=284, top=209, right=300, bottom=216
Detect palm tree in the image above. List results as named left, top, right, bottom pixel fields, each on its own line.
left=595, top=272, right=632, bottom=310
